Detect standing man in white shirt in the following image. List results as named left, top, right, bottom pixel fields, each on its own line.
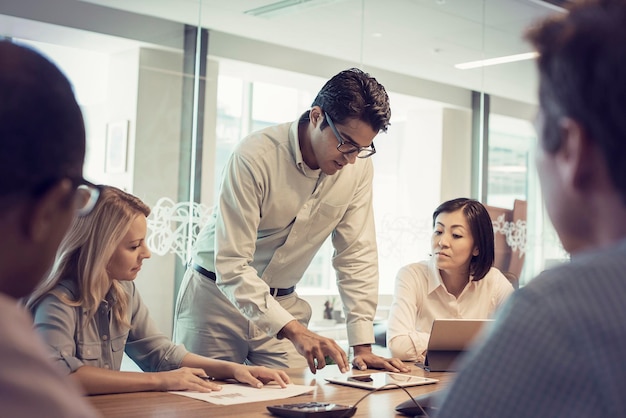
left=174, top=68, right=408, bottom=374
left=0, top=40, right=99, bottom=417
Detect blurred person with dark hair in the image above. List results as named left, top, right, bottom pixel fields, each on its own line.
left=0, top=40, right=98, bottom=417
left=387, top=198, right=513, bottom=362
left=174, top=68, right=409, bottom=374
left=436, top=1, right=626, bottom=416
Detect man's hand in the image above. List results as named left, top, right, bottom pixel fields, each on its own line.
left=279, top=320, right=349, bottom=374
left=351, top=344, right=411, bottom=373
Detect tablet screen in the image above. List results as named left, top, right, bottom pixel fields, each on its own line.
left=325, top=372, right=438, bottom=390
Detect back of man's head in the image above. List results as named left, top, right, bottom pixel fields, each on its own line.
left=0, top=41, right=85, bottom=297
left=0, top=41, right=85, bottom=206
left=525, top=0, right=626, bottom=204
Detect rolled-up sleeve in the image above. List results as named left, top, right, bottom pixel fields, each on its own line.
left=32, top=294, right=84, bottom=374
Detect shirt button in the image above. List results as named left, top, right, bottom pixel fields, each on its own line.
left=102, top=335, right=108, bottom=341
left=104, top=364, right=110, bottom=369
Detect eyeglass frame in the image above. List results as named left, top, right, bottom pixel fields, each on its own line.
left=74, top=178, right=102, bottom=217
left=324, top=112, right=376, bottom=159
left=30, top=176, right=102, bottom=217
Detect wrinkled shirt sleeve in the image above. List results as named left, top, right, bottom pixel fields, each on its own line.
left=125, top=283, right=188, bottom=371
left=215, top=151, right=295, bottom=336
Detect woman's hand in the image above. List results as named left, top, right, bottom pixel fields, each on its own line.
left=232, top=365, right=291, bottom=388
left=156, top=367, right=223, bottom=392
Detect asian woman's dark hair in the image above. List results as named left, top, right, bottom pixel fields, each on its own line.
left=432, top=198, right=495, bottom=281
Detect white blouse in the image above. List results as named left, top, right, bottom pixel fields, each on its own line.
left=386, top=258, right=514, bottom=361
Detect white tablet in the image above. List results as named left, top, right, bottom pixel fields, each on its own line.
left=325, top=372, right=438, bottom=390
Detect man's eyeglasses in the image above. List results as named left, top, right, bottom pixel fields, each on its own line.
left=73, top=179, right=101, bottom=217
left=325, top=112, right=376, bottom=159
left=29, top=177, right=101, bottom=217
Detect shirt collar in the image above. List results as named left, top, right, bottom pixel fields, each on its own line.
left=426, top=256, right=476, bottom=295
left=427, top=256, right=443, bottom=294
left=290, top=120, right=321, bottom=179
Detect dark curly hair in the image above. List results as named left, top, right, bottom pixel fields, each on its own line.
left=300, top=68, right=391, bottom=133
left=525, top=0, right=626, bottom=204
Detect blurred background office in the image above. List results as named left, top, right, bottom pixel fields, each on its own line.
left=0, top=0, right=571, bottom=343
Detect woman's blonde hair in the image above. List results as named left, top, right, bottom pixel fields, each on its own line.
left=26, top=185, right=150, bottom=327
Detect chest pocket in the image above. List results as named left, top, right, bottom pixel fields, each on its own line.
left=77, top=341, right=102, bottom=362
left=306, top=201, right=346, bottom=243
left=111, top=334, right=127, bottom=353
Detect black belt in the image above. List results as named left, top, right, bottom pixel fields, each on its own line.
left=191, top=263, right=295, bottom=297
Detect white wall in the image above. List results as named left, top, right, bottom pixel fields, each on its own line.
left=131, top=48, right=185, bottom=337
left=440, top=108, right=473, bottom=202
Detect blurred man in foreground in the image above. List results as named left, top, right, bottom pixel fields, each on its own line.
left=0, top=40, right=99, bottom=417
left=437, top=1, right=626, bottom=416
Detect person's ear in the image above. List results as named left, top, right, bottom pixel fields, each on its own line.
left=23, top=179, right=74, bottom=243
left=472, top=247, right=479, bottom=257
left=557, top=117, right=595, bottom=192
left=309, top=106, right=323, bottom=126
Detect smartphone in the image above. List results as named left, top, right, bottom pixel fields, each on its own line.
left=348, top=375, right=374, bottom=383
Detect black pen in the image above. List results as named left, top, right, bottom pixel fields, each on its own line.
left=199, top=375, right=215, bottom=381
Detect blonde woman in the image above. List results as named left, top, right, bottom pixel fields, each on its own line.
left=26, top=185, right=289, bottom=395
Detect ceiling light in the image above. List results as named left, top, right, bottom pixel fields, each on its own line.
left=455, top=52, right=539, bottom=70
left=527, top=0, right=570, bottom=12
left=244, top=0, right=342, bottom=18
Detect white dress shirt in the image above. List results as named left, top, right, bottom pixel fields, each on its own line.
left=193, top=120, right=379, bottom=345
left=387, top=258, right=514, bottom=360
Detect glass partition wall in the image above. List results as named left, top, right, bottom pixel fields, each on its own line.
left=0, top=0, right=566, bottom=339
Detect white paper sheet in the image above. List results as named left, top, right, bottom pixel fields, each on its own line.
left=169, top=383, right=316, bottom=405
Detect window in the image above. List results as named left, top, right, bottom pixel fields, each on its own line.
left=214, top=61, right=445, bottom=296
left=487, top=113, right=569, bottom=284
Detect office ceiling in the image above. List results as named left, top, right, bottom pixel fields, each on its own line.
left=3, top=0, right=565, bottom=104
left=77, top=0, right=564, bottom=104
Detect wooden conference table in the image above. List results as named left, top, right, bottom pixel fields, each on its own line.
left=88, top=364, right=453, bottom=417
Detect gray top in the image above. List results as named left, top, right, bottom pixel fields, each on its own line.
left=32, top=279, right=188, bottom=374
left=436, top=238, right=626, bottom=417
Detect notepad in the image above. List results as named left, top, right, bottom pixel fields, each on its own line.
left=170, top=383, right=315, bottom=405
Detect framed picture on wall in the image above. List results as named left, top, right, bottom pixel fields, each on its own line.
left=105, top=120, right=129, bottom=173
